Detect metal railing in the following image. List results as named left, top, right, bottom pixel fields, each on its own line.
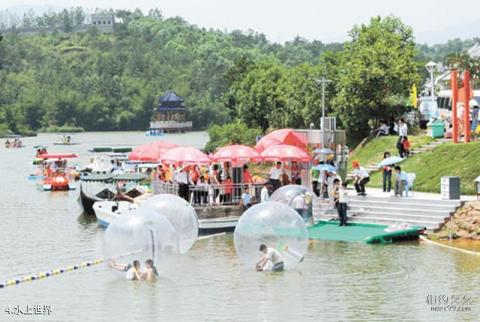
left=151, top=180, right=264, bottom=207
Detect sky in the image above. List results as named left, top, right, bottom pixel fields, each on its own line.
left=0, top=0, right=479, bottom=44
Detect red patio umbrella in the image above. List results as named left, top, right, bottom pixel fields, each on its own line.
left=255, top=129, right=307, bottom=152
left=260, top=144, right=311, bottom=162
left=129, top=141, right=178, bottom=162
left=211, top=145, right=262, bottom=163
left=160, top=146, right=211, bottom=165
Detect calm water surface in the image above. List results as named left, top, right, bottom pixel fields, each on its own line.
left=0, top=132, right=479, bottom=322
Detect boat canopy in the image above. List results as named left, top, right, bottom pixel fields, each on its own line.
left=39, top=154, right=78, bottom=159
left=89, top=147, right=132, bottom=153
left=80, top=173, right=147, bottom=182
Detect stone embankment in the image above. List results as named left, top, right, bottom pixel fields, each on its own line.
left=432, top=201, right=480, bottom=240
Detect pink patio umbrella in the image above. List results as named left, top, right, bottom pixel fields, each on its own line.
left=129, top=141, right=178, bottom=162
left=255, top=129, right=307, bottom=152
left=211, top=145, right=262, bottom=163
left=260, top=144, right=311, bottom=162
left=160, top=146, right=211, bottom=165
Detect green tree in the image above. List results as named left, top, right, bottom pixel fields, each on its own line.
left=332, top=16, right=420, bottom=139
left=205, top=121, right=262, bottom=152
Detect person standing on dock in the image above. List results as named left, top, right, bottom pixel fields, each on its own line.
left=394, top=166, right=408, bottom=197
left=175, top=165, right=191, bottom=202
left=269, top=161, right=283, bottom=191
left=240, top=186, right=252, bottom=210
left=352, top=160, right=369, bottom=196
left=335, top=181, right=349, bottom=226
left=310, top=160, right=320, bottom=197
left=260, top=182, right=271, bottom=202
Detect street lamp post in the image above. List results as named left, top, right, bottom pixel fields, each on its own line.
left=425, top=61, right=437, bottom=106
left=316, top=77, right=331, bottom=147
left=317, top=77, right=331, bottom=129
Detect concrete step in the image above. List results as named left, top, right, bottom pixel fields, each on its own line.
left=348, top=200, right=459, bottom=212
left=322, top=209, right=449, bottom=221
left=345, top=205, right=454, bottom=216
left=348, top=195, right=461, bottom=207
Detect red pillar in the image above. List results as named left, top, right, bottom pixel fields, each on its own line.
left=464, top=70, right=471, bottom=143
left=451, top=70, right=458, bottom=143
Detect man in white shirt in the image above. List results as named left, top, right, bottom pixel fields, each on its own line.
left=175, top=166, right=191, bottom=202
left=256, top=244, right=284, bottom=272
left=268, top=161, right=283, bottom=191
left=399, top=118, right=408, bottom=137
left=397, top=118, right=408, bottom=157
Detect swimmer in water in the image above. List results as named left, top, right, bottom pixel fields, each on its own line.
left=255, top=244, right=284, bottom=272
left=141, top=259, right=158, bottom=281
left=109, top=260, right=142, bottom=280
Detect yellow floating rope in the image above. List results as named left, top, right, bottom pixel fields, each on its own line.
left=1, top=233, right=226, bottom=289
left=0, top=250, right=141, bottom=289
left=420, top=236, right=480, bottom=256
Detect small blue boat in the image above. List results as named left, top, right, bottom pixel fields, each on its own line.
left=145, top=129, right=164, bottom=136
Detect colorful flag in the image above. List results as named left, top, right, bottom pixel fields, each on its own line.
left=410, top=84, right=417, bottom=108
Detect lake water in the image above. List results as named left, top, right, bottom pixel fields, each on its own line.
left=0, top=132, right=479, bottom=321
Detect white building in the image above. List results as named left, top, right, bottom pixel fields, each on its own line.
left=88, top=14, right=115, bottom=33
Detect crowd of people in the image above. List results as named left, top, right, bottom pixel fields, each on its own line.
left=310, top=159, right=341, bottom=200
left=151, top=160, right=310, bottom=208
left=375, top=118, right=411, bottom=158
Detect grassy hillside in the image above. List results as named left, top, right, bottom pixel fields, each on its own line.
left=363, top=141, right=480, bottom=195
left=350, top=136, right=433, bottom=166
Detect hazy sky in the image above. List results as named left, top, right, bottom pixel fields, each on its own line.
left=1, top=0, right=479, bottom=44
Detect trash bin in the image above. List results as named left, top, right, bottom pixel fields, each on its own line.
left=427, top=119, right=445, bottom=138
left=441, top=176, right=460, bottom=200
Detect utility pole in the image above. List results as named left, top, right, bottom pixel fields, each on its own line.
left=318, top=76, right=331, bottom=129
left=316, top=77, right=331, bottom=147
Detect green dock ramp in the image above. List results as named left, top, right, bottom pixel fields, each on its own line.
left=308, top=221, right=424, bottom=244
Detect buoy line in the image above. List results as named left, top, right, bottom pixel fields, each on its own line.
left=1, top=233, right=227, bottom=289
left=0, top=249, right=142, bottom=289
left=420, top=235, right=480, bottom=256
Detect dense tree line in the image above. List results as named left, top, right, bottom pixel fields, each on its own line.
left=0, top=8, right=343, bottom=134
left=0, top=8, right=478, bottom=139
left=225, top=16, right=420, bottom=140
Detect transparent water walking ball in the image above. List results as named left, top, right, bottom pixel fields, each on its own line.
left=270, top=184, right=317, bottom=222
left=234, top=201, right=308, bottom=271
left=141, top=194, right=199, bottom=254
left=103, top=208, right=176, bottom=276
